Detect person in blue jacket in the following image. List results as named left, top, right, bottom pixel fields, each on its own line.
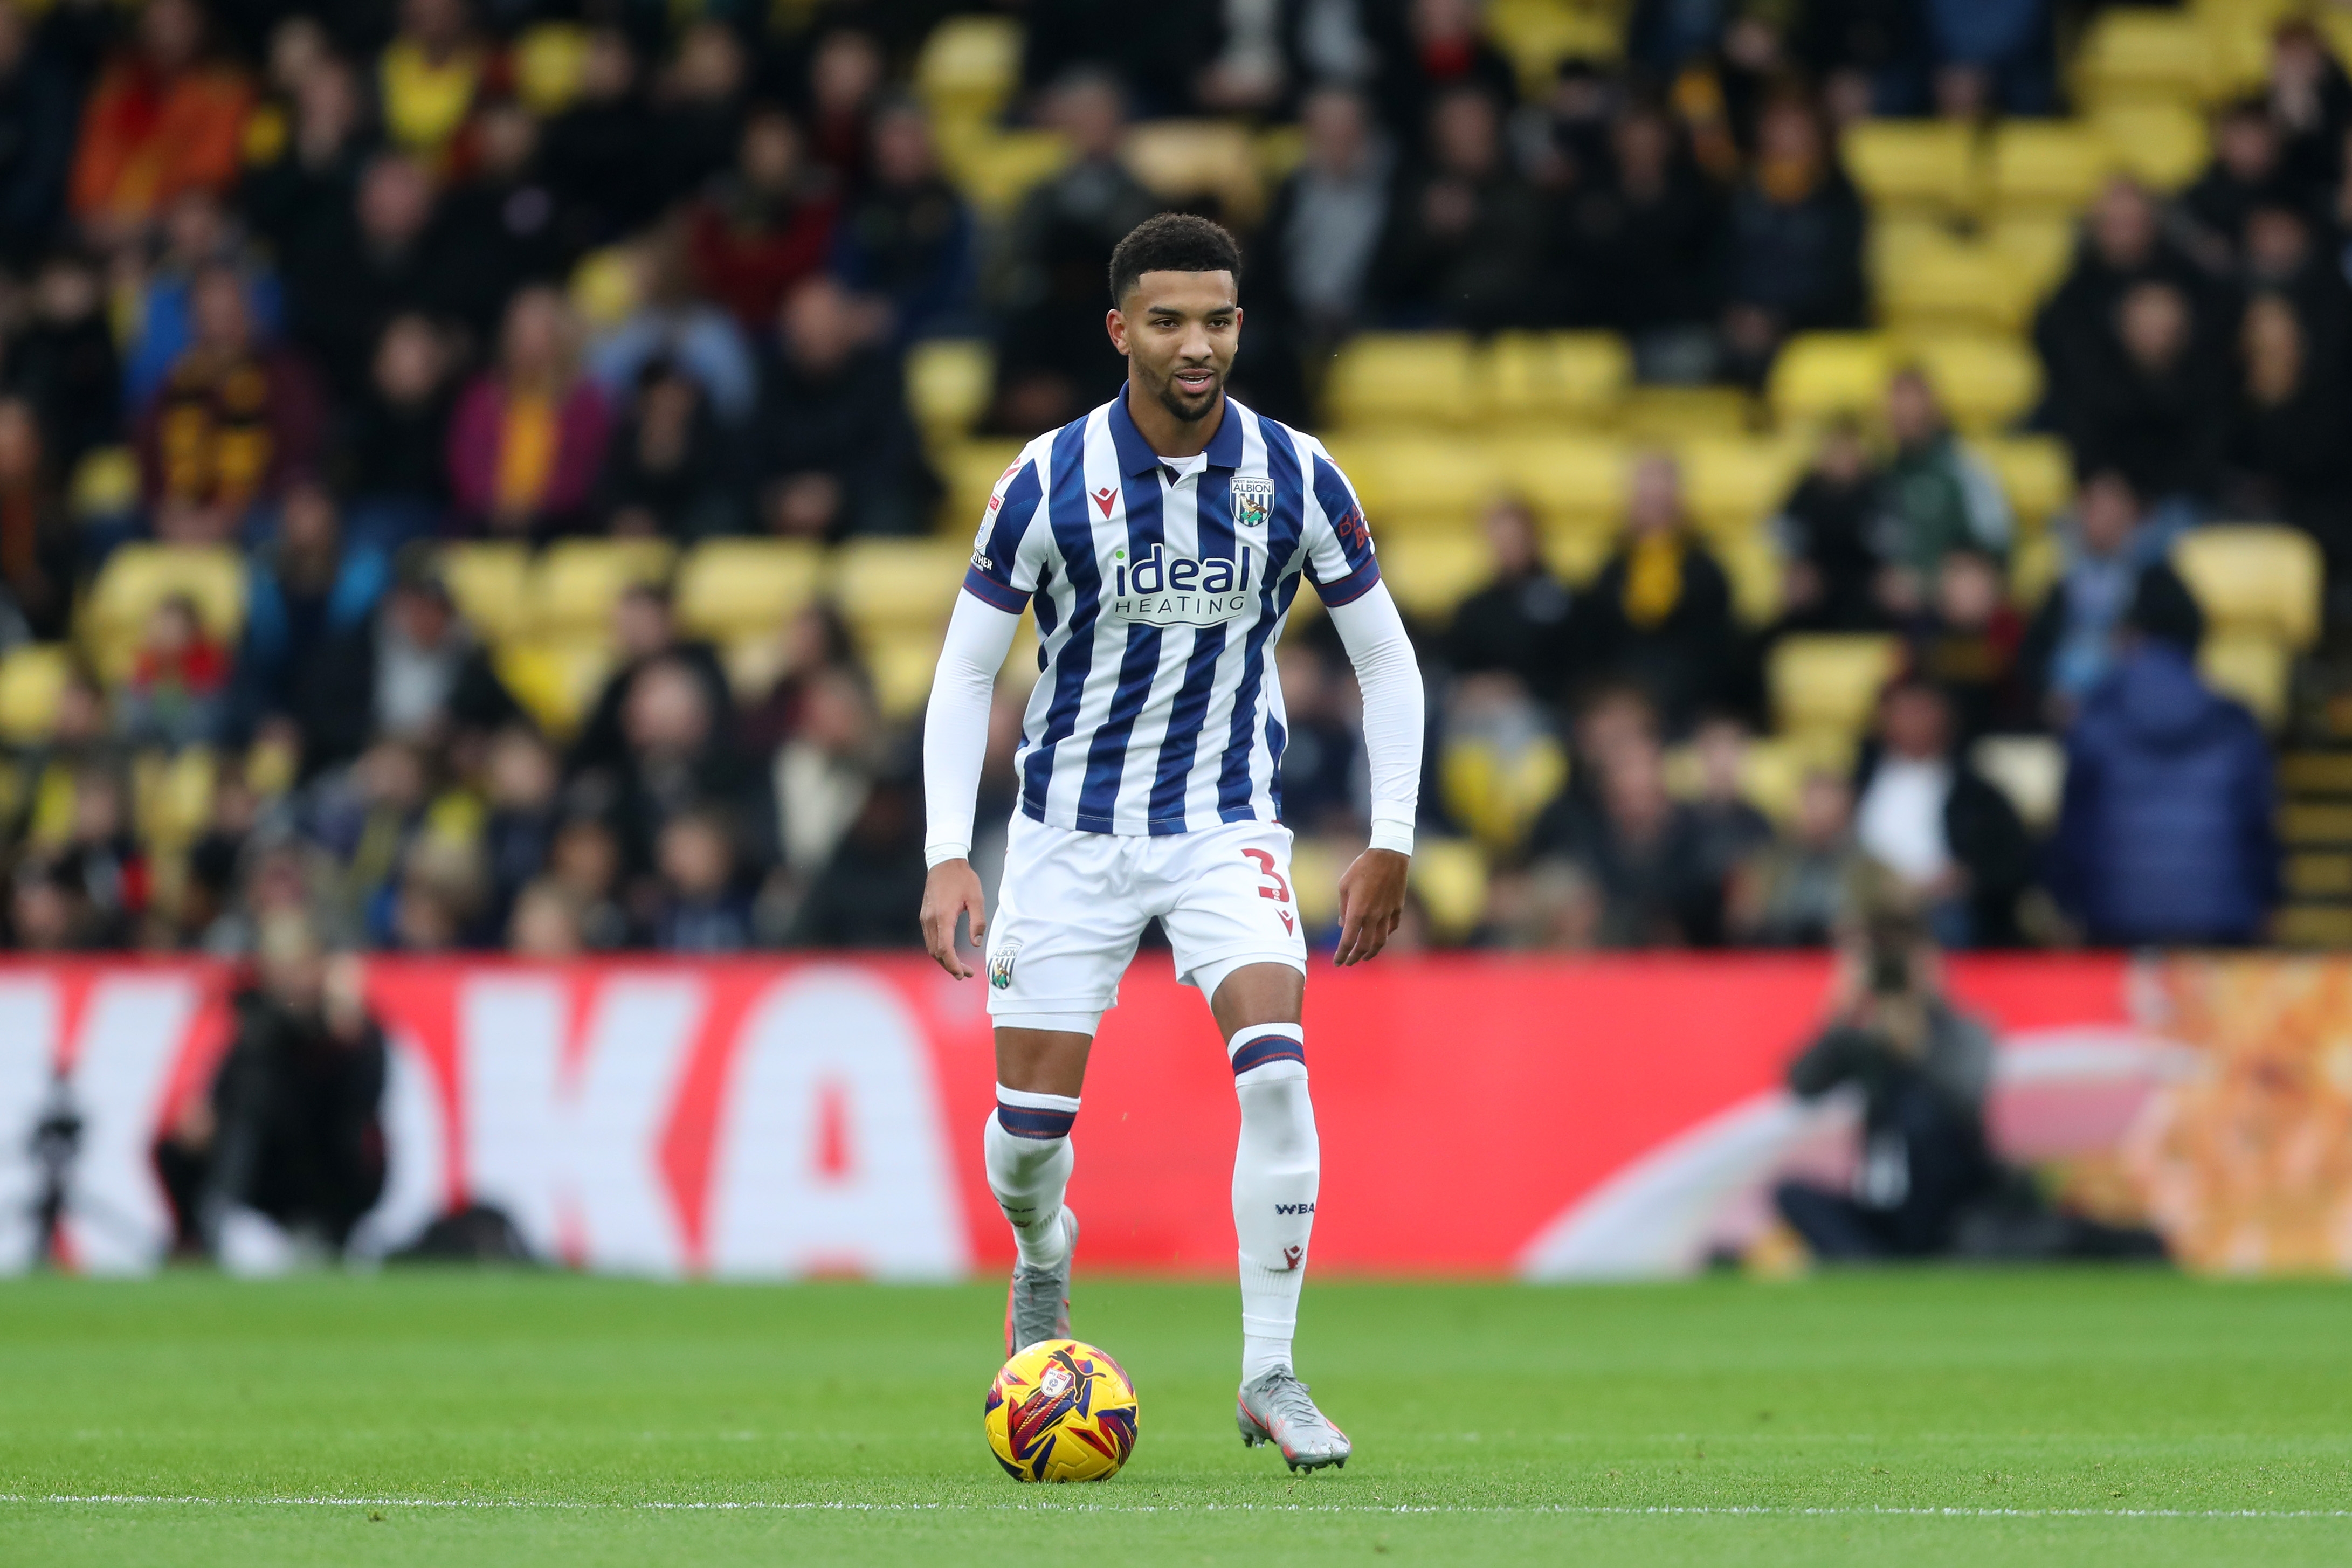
left=2048, top=566, right=2279, bottom=945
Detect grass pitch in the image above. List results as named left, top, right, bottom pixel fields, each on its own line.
left=1, top=1269, right=2347, bottom=1565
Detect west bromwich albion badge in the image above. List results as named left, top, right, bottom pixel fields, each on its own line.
left=1231, top=477, right=1273, bottom=531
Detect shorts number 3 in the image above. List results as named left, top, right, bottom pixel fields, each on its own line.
left=1243, top=848, right=1292, bottom=904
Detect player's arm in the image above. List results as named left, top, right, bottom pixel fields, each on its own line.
left=1325, top=579, right=1424, bottom=965
left=921, top=592, right=1020, bottom=978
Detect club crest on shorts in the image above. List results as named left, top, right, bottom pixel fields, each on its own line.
left=1231, top=477, right=1273, bottom=532
left=988, top=937, right=1023, bottom=990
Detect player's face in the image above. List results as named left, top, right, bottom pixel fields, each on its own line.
left=1108, top=271, right=1240, bottom=425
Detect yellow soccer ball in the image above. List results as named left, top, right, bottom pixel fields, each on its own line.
left=983, top=1339, right=1141, bottom=1482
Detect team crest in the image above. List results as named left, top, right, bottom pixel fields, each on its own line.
left=988, top=937, right=1023, bottom=990
left=1231, top=477, right=1273, bottom=531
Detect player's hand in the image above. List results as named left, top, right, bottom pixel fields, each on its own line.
left=921, top=858, right=988, bottom=979
left=1333, top=847, right=1409, bottom=966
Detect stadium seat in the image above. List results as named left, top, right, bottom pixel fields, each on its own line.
left=2094, top=101, right=2211, bottom=191
left=68, top=445, right=139, bottom=521
left=81, top=544, right=247, bottom=681
left=1767, top=333, right=1891, bottom=426
left=1874, top=238, right=2041, bottom=335
left=530, top=538, right=677, bottom=639
left=495, top=637, right=613, bottom=738
left=438, top=542, right=530, bottom=643
left=1903, top=334, right=2043, bottom=433
left=2010, top=530, right=2063, bottom=610
left=1327, top=433, right=1501, bottom=532
left=1841, top=121, right=1979, bottom=218
left=937, top=438, right=1027, bottom=533
left=1770, top=633, right=1902, bottom=742
left=1375, top=534, right=1493, bottom=623
left=914, top=14, right=1022, bottom=125
left=939, top=129, right=1071, bottom=217
left=1484, top=332, right=1631, bottom=422
left=833, top=539, right=969, bottom=636
left=568, top=244, right=639, bottom=331
left=2174, top=524, right=2323, bottom=649
left=674, top=540, right=825, bottom=644
left=1122, top=120, right=1264, bottom=224
left=1495, top=435, right=1628, bottom=529
left=1408, top=835, right=1491, bottom=942
left=0, top=644, right=70, bottom=745
left=1677, top=437, right=1807, bottom=537
left=1485, top=0, right=1623, bottom=98
left=1615, top=384, right=1757, bottom=441
left=2073, top=6, right=2213, bottom=107
left=1541, top=517, right=1617, bottom=585
left=1977, top=435, right=2073, bottom=530
left=513, top=22, right=588, bottom=115
left=1989, top=123, right=2115, bottom=216
left=1288, top=835, right=1343, bottom=930
left=1971, top=735, right=2067, bottom=832
left=1439, top=731, right=1566, bottom=854
left=866, top=628, right=943, bottom=719
left=1987, top=212, right=2080, bottom=297
left=906, top=340, right=994, bottom=444
left=132, top=745, right=216, bottom=848
left=1321, top=333, right=1479, bottom=429
left=1713, top=527, right=1785, bottom=626
left=2200, top=630, right=2291, bottom=730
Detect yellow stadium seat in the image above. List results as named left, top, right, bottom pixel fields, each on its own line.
left=1494, top=436, right=1628, bottom=529
left=1486, top=0, right=1623, bottom=96
left=2173, top=524, right=2324, bottom=650
left=1768, top=333, right=1893, bottom=426
left=1325, top=433, right=1501, bottom=531
left=1321, top=333, right=1479, bottom=428
left=68, top=445, right=139, bottom=520
left=2010, top=530, right=2063, bottom=609
left=1440, top=732, right=1567, bottom=855
left=1376, top=535, right=1494, bottom=621
left=1484, top=331, right=1631, bottom=422
left=1987, top=213, right=2079, bottom=296
left=1541, top=519, right=1617, bottom=585
left=1970, top=735, right=2067, bottom=832
left=2200, top=630, right=2291, bottom=730
left=674, top=540, right=825, bottom=644
left=939, top=130, right=1071, bottom=218
left=2075, top=8, right=2209, bottom=106
left=495, top=637, right=613, bottom=738
left=2094, top=101, right=2210, bottom=191
left=1841, top=120, right=1979, bottom=218
left=438, top=542, right=530, bottom=643
left=1408, top=835, right=1493, bottom=941
left=1770, top=633, right=1903, bottom=741
left=530, top=538, right=676, bottom=639
left=132, top=745, right=216, bottom=847
left=1976, top=436, right=2072, bottom=533
left=937, top=439, right=1027, bottom=533
left=1989, top=123, right=2116, bottom=215
left=1615, top=384, right=1757, bottom=441
left=906, top=340, right=994, bottom=444
left=914, top=14, right=1022, bottom=124
left=1122, top=120, right=1264, bottom=224
left=1713, top=527, right=1785, bottom=626
left=0, top=644, right=71, bottom=745
left=1902, top=334, right=2043, bottom=433
left=514, top=22, right=588, bottom=116
left=833, top=538, right=969, bottom=635
left=1289, top=835, right=1343, bottom=930
left=1662, top=731, right=1849, bottom=825
left=866, top=629, right=943, bottom=720
left=82, top=544, right=247, bottom=681
left=1874, top=237, right=2041, bottom=334
left=1677, top=437, right=1808, bottom=537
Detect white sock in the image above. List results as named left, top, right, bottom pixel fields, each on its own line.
left=1229, top=1024, right=1316, bottom=1383
left=985, top=1085, right=1078, bottom=1269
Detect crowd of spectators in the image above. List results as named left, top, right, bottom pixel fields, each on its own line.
left=0, top=0, right=2327, bottom=958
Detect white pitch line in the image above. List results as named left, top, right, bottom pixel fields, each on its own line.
left=2, top=1495, right=2348, bottom=1521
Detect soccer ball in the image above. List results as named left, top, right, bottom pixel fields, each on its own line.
left=983, top=1338, right=1140, bottom=1482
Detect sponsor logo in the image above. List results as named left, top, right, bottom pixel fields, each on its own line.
left=971, top=551, right=992, bottom=572
left=1106, top=543, right=1257, bottom=627
left=1231, top=476, right=1273, bottom=531
left=1281, top=1244, right=1305, bottom=1270
left=1093, top=486, right=1118, bottom=517
left=1274, top=1202, right=1316, bottom=1215
left=1333, top=505, right=1371, bottom=554
left=988, top=938, right=1023, bottom=990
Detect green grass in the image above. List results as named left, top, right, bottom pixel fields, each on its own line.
left=0, top=1270, right=2347, bottom=1565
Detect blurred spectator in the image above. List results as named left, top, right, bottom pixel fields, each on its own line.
left=4, top=252, right=122, bottom=474
left=1920, top=0, right=2054, bottom=118
left=803, top=28, right=884, bottom=188
left=2225, top=292, right=2352, bottom=561
left=653, top=19, right=751, bottom=196
left=2034, top=178, right=2204, bottom=430
left=384, top=827, right=482, bottom=951
left=70, top=0, right=253, bottom=241
left=2240, top=205, right=2347, bottom=368
left=989, top=70, right=1160, bottom=433
left=1373, top=86, right=1541, bottom=329
left=1719, top=93, right=1864, bottom=384
left=653, top=810, right=754, bottom=951
left=2020, top=471, right=2172, bottom=722
left=0, top=2, right=79, bottom=266
left=377, top=0, right=482, bottom=163
left=1380, top=0, right=1518, bottom=151
left=569, top=579, right=733, bottom=779
left=1442, top=496, right=1574, bottom=701
left=546, top=814, right=630, bottom=949
left=292, top=563, right=519, bottom=771
left=1728, top=769, right=1864, bottom=946
left=1016, top=0, right=1217, bottom=116
left=1574, top=453, right=1737, bottom=733
left=587, top=220, right=760, bottom=428
left=433, top=99, right=564, bottom=333
left=604, top=653, right=766, bottom=879
left=688, top=106, right=840, bottom=329
left=478, top=724, right=558, bottom=937
left=2050, top=570, right=2278, bottom=948
left=1241, top=85, right=1390, bottom=422
left=238, top=482, right=389, bottom=723
left=2065, top=279, right=2224, bottom=513
left=137, top=264, right=323, bottom=542
left=770, top=661, right=882, bottom=885
left=115, top=593, right=228, bottom=748
left=537, top=27, right=660, bottom=252
left=1875, top=368, right=2010, bottom=616
left=784, top=763, right=926, bottom=947
left=1770, top=419, right=1887, bottom=631
left=1655, top=8, right=1784, bottom=178
left=1852, top=676, right=2031, bottom=948
left=238, top=50, right=365, bottom=287
left=122, top=189, right=285, bottom=411
left=1909, top=548, right=2025, bottom=742
left=294, top=152, right=461, bottom=403
left=1563, top=100, right=1722, bottom=378
left=756, top=275, right=934, bottom=538
left=1275, top=644, right=1366, bottom=837
left=32, top=763, right=148, bottom=946
left=831, top=97, right=977, bottom=343
left=338, top=314, right=457, bottom=545
left=0, top=396, right=75, bottom=640
left=1789, top=0, right=1928, bottom=121
left=2178, top=98, right=2296, bottom=274
left=447, top=287, right=611, bottom=538
left=1528, top=718, right=1715, bottom=946
left=2267, top=20, right=2351, bottom=193
left=1683, top=714, right=1774, bottom=943
left=155, top=918, right=386, bottom=1258
left=508, top=876, right=584, bottom=957
left=597, top=358, right=740, bottom=539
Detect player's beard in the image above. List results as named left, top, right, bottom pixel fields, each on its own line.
left=1149, top=360, right=1223, bottom=425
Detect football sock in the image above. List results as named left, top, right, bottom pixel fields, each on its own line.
left=986, top=1085, right=1078, bottom=1269
left=1227, top=1024, right=1317, bottom=1382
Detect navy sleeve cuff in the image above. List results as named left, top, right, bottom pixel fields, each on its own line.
left=962, top=568, right=1030, bottom=613
left=1314, top=557, right=1382, bottom=607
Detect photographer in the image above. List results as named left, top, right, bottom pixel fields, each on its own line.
left=156, top=914, right=388, bottom=1260
left=1772, top=899, right=1999, bottom=1260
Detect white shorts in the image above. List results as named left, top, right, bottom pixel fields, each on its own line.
left=984, top=814, right=1308, bottom=1034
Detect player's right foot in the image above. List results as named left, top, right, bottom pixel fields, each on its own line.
left=1003, top=1207, right=1078, bottom=1355
left=1237, top=1369, right=1351, bottom=1472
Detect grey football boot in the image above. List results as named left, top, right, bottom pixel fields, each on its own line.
left=1003, top=1207, right=1078, bottom=1355
left=1237, top=1369, right=1351, bottom=1472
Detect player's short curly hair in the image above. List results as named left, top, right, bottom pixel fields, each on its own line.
left=1107, top=213, right=1243, bottom=306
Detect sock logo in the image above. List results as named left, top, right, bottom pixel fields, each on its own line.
left=1281, top=1244, right=1305, bottom=1270
left=1274, top=1202, right=1315, bottom=1215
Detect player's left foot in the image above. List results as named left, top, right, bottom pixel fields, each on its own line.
left=1003, top=1207, right=1078, bottom=1355
left=1236, top=1369, right=1351, bottom=1472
